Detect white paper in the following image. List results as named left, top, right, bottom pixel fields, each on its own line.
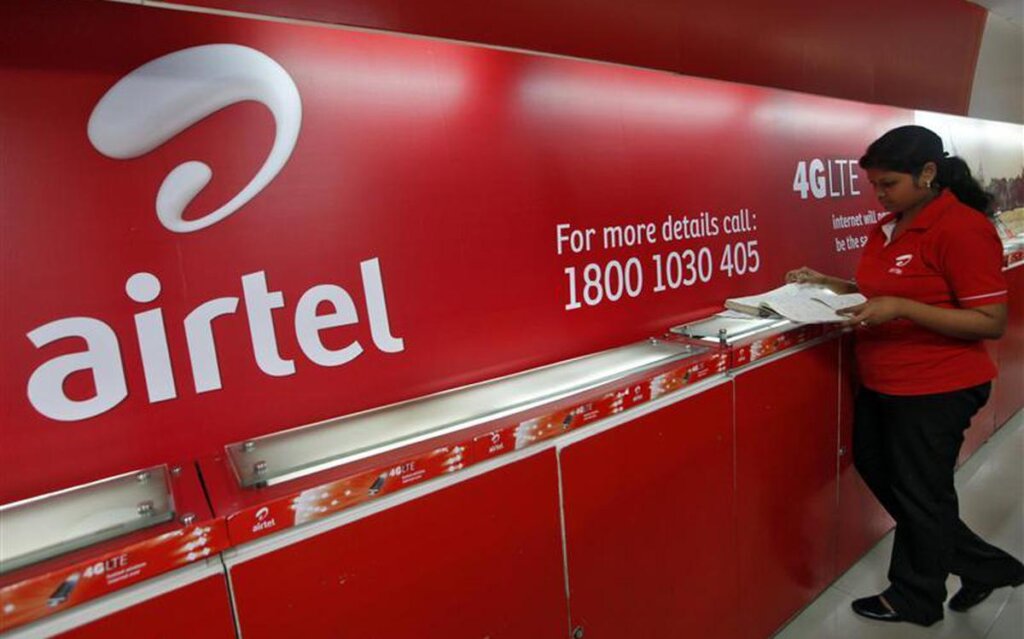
left=727, top=284, right=866, bottom=324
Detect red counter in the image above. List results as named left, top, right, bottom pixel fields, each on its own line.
left=835, top=335, right=894, bottom=574
left=225, top=450, right=568, bottom=638
left=0, top=464, right=228, bottom=635
left=3, top=563, right=233, bottom=639
left=734, top=340, right=841, bottom=639
left=961, top=340, right=999, bottom=465
left=559, top=379, right=737, bottom=638
left=995, top=265, right=1024, bottom=430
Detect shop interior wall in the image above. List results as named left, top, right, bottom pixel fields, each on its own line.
left=969, top=11, right=1024, bottom=125
left=1, top=0, right=1019, bottom=505
left=169, top=0, right=987, bottom=115
left=1, top=3, right=1021, bottom=637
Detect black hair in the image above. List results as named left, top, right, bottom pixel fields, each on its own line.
left=858, top=125, right=993, bottom=216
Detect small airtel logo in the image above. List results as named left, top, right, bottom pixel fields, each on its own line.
left=895, top=254, right=914, bottom=268
left=252, top=506, right=277, bottom=533
left=88, top=44, right=302, bottom=233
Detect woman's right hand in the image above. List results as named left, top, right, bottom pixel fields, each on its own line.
left=786, top=266, right=859, bottom=294
left=785, top=266, right=830, bottom=286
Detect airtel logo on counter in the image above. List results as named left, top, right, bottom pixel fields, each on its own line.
left=252, top=507, right=277, bottom=533
left=24, top=45, right=406, bottom=422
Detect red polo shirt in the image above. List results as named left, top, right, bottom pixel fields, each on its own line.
left=854, top=190, right=1007, bottom=395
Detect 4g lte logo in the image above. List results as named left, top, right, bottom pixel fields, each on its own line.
left=792, top=158, right=862, bottom=200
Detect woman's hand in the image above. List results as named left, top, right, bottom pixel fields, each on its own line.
left=785, top=266, right=859, bottom=295
left=841, top=298, right=1006, bottom=340
left=839, top=297, right=906, bottom=328
left=785, top=266, right=829, bottom=286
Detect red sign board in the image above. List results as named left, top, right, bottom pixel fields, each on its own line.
left=1, top=0, right=909, bottom=502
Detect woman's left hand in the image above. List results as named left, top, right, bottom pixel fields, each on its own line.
left=838, top=297, right=906, bottom=328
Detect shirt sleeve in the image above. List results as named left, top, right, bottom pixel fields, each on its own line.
left=938, top=221, right=1008, bottom=308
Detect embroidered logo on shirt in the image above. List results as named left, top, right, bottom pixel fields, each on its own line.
left=888, top=253, right=913, bottom=275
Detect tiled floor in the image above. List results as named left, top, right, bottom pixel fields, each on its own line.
left=775, top=410, right=1024, bottom=639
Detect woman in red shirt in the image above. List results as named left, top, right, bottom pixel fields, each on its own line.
left=787, top=125, right=1023, bottom=626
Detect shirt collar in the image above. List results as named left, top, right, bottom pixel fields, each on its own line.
left=900, top=189, right=955, bottom=232
left=880, top=218, right=896, bottom=245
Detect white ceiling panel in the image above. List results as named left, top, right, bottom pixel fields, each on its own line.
left=970, top=0, right=1023, bottom=26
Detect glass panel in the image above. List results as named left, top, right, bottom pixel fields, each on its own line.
left=670, top=315, right=792, bottom=344
left=228, top=339, right=705, bottom=487
left=0, top=466, right=175, bottom=574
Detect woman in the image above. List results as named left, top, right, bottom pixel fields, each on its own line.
left=787, top=125, right=1024, bottom=626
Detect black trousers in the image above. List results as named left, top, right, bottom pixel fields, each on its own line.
left=853, top=382, right=1024, bottom=625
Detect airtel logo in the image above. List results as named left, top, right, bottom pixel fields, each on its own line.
left=895, top=254, right=914, bottom=268
left=25, top=45, right=406, bottom=423
left=88, top=44, right=302, bottom=233
left=252, top=506, right=277, bottom=533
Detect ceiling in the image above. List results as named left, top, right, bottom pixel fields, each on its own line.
left=969, top=0, right=1023, bottom=25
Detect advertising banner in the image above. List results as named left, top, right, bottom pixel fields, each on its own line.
left=0, top=0, right=927, bottom=501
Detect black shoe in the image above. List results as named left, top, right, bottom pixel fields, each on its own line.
left=948, top=586, right=993, bottom=612
left=851, top=595, right=902, bottom=622
left=950, top=571, right=1024, bottom=613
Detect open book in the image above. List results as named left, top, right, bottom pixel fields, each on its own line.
left=725, top=284, right=866, bottom=324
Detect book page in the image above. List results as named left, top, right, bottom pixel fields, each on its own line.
left=765, top=297, right=852, bottom=323
left=723, top=284, right=794, bottom=316
left=811, top=293, right=866, bottom=313
left=726, top=284, right=865, bottom=323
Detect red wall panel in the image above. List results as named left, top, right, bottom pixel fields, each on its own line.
left=960, top=340, right=999, bottom=464
left=559, top=383, right=738, bottom=639
left=0, top=0, right=908, bottom=502
left=170, top=0, right=987, bottom=114
left=835, top=335, right=894, bottom=575
left=734, top=342, right=840, bottom=639
left=54, top=574, right=235, bottom=639
left=995, top=266, right=1024, bottom=428
left=228, top=451, right=568, bottom=638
